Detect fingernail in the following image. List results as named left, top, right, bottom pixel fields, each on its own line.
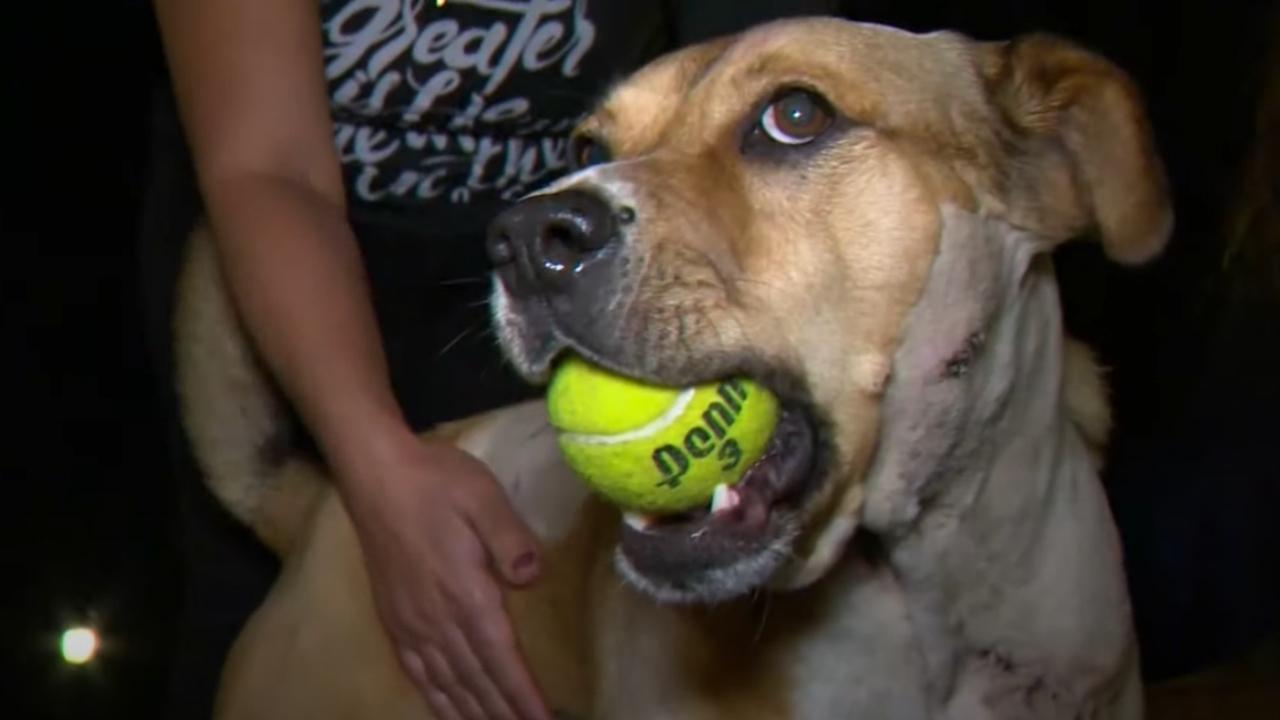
left=513, top=551, right=537, bottom=575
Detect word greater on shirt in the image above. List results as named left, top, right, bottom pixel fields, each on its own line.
left=323, top=0, right=598, bottom=205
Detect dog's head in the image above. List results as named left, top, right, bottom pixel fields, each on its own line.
left=488, top=18, right=1170, bottom=603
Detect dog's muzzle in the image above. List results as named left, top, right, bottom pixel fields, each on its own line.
left=487, top=187, right=830, bottom=604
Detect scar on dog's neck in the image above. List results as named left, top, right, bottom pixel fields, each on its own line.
left=855, top=207, right=1132, bottom=703
left=863, top=205, right=1073, bottom=532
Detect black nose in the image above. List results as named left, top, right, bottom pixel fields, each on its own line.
left=487, top=189, right=620, bottom=297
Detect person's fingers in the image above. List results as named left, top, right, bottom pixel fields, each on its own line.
left=454, top=690, right=486, bottom=720
left=420, top=644, right=485, bottom=720
left=462, top=597, right=552, bottom=720
left=399, top=647, right=432, bottom=694
left=354, top=445, right=549, bottom=719
left=441, top=624, right=517, bottom=720
left=424, top=688, right=464, bottom=720
left=402, top=649, right=463, bottom=720
left=462, top=481, right=542, bottom=586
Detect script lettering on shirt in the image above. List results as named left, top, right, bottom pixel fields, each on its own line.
left=323, top=0, right=597, bottom=206
left=325, top=0, right=593, bottom=121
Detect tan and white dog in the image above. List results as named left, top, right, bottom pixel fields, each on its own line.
left=175, top=17, right=1172, bottom=720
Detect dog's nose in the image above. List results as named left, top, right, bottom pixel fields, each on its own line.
left=487, top=189, right=620, bottom=297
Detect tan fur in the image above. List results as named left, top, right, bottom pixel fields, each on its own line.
left=176, top=18, right=1170, bottom=719
left=980, top=35, right=1173, bottom=263
left=175, top=228, right=324, bottom=555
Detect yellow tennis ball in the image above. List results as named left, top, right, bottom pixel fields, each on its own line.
left=546, top=356, right=780, bottom=514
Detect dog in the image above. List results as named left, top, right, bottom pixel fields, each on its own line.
left=175, top=17, right=1171, bottom=720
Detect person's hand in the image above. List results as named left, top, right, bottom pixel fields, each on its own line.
left=339, top=433, right=551, bottom=720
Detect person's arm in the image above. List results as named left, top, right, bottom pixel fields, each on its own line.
left=154, top=3, right=549, bottom=719
left=155, top=0, right=391, bottom=467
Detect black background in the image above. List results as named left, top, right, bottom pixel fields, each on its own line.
left=3, top=1, right=1278, bottom=719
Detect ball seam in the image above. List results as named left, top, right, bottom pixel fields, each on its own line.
left=557, top=387, right=697, bottom=446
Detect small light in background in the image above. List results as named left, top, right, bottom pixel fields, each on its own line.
left=60, top=626, right=99, bottom=665
left=436, top=0, right=447, bottom=7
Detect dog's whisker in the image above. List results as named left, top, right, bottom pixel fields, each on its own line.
left=523, top=421, right=557, bottom=444
left=752, top=593, right=773, bottom=646
left=675, top=312, right=697, bottom=365
left=436, top=324, right=481, bottom=358
left=728, top=276, right=786, bottom=290
left=681, top=243, right=789, bottom=306
left=439, top=275, right=488, bottom=286
left=696, top=306, right=730, bottom=349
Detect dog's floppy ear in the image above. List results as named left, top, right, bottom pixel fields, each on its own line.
left=981, top=34, right=1173, bottom=264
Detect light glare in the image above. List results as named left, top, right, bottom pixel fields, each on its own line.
left=60, top=626, right=98, bottom=665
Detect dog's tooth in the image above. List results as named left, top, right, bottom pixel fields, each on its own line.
left=710, top=483, right=741, bottom=514
left=623, top=511, right=654, bottom=531
left=711, top=484, right=728, bottom=513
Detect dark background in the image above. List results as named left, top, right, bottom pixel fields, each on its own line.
left=3, top=1, right=1277, bottom=718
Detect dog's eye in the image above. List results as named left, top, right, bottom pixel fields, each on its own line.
left=759, top=90, right=832, bottom=145
left=570, top=135, right=611, bottom=170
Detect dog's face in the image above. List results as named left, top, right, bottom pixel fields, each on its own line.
left=489, top=18, right=1169, bottom=602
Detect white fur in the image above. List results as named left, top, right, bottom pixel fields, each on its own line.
left=856, top=207, right=1139, bottom=717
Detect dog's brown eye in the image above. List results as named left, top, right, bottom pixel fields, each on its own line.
left=760, top=90, right=832, bottom=145
left=571, top=135, right=611, bottom=170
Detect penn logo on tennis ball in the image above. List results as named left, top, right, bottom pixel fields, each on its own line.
left=651, top=379, right=751, bottom=488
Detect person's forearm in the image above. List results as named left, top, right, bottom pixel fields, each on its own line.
left=200, top=175, right=419, bottom=492
left=154, top=0, right=411, bottom=493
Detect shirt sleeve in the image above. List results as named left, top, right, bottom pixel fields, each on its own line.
left=667, top=0, right=844, bottom=45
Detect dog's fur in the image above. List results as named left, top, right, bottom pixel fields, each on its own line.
left=175, top=18, right=1171, bottom=719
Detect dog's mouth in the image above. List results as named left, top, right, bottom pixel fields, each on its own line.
left=613, top=400, right=824, bottom=604
left=494, top=283, right=830, bottom=602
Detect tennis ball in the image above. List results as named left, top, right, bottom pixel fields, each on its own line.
left=546, top=356, right=779, bottom=514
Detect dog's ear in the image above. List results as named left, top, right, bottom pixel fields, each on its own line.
left=981, top=34, right=1173, bottom=264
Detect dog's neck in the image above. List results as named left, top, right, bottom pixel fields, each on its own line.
left=861, top=207, right=1134, bottom=709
